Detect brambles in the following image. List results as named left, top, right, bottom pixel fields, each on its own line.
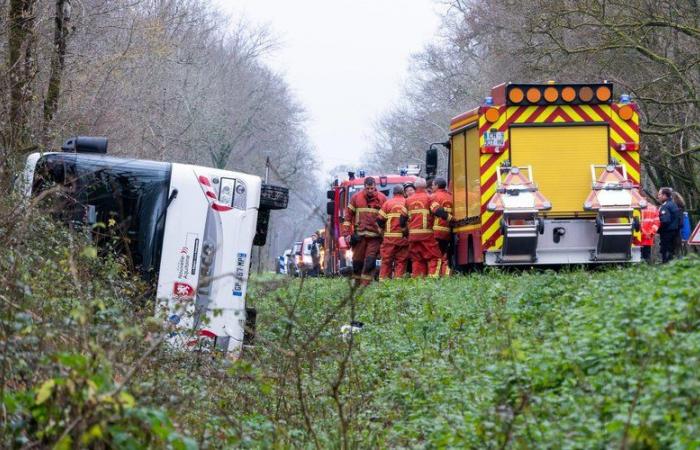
left=2, top=198, right=699, bottom=448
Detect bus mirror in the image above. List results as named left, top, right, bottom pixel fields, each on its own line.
left=253, top=208, right=270, bottom=246
left=260, top=184, right=289, bottom=210
left=326, top=201, right=335, bottom=215
left=426, top=148, right=438, bottom=177
left=326, top=189, right=335, bottom=200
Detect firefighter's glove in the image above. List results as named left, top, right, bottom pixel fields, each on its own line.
left=349, top=233, right=361, bottom=247
left=434, top=207, right=449, bottom=220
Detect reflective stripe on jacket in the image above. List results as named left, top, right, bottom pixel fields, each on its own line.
left=405, top=191, right=435, bottom=241
left=430, top=188, right=453, bottom=241
left=378, top=196, right=408, bottom=244
left=342, top=189, right=387, bottom=237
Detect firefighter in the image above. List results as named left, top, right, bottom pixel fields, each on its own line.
left=430, top=177, right=453, bottom=276
left=402, top=178, right=441, bottom=278
left=376, top=185, right=409, bottom=279
left=657, top=187, right=680, bottom=263
left=404, top=183, right=415, bottom=198
left=342, top=177, right=387, bottom=285
left=640, top=197, right=660, bottom=262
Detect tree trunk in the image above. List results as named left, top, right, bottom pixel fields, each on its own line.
left=4, top=0, right=37, bottom=184
left=42, top=0, right=71, bottom=147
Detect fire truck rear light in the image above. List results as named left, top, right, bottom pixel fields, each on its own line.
left=579, top=86, right=594, bottom=102
left=544, top=87, right=558, bottom=102
left=485, top=107, right=500, bottom=123
left=596, top=86, right=612, bottom=102
left=526, top=87, right=541, bottom=103
left=618, top=105, right=634, bottom=121
left=508, top=88, right=524, bottom=103
left=561, top=87, right=576, bottom=102
left=481, top=145, right=502, bottom=154
left=616, top=142, right=638, bottom=151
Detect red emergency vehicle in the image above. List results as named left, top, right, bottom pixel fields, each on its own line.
left=324, top=168, right=418, bottom=275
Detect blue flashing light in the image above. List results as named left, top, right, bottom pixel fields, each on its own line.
left=484, top=96, right=494, bottom=106
left=620, top=94, right=631, bottom=103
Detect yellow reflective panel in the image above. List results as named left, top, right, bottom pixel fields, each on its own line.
left=466, top=127, right=481, bottom=218
left=510, top=126, right=608, bottom=215
left=451, top=132, right=467, bottom=220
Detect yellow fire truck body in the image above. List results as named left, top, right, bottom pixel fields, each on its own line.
left=445, top=82, right=642, bottom=266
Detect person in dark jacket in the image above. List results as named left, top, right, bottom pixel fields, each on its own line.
left=657, top=187, right=680, bottom=263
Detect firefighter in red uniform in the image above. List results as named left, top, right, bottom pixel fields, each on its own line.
left=640, top=200, right=660, bottom=261
left=401, top=178, right=441, bottom=278
left=376, top=185, right=409, bottom=279
left=342, top=177, right=387, bottom=285
left=430, top=177, right=453, bottom=276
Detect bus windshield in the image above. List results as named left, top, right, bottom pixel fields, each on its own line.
left=32, top=153, right=171, bottom=280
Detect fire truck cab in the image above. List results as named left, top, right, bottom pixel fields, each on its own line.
left=324, top=168, right=418, bottom=275
left=427, top=82, right=645, bottom=267
left=22, top=136, right=288, bottom=355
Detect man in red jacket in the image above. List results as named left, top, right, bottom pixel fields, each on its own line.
left=430, top=177, right=453, bottom=276
left=402, top=178, right=441, bottom=278
left=342, top=177, right=387, bottom=285
left=377, top=185, right=409, bottom=279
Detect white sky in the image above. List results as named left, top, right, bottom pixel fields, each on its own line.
left=215, top=0, right=441, bottom=175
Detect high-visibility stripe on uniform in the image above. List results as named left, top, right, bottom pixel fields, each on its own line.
left=409, top=229, right=433, bottom=234
left=384, top=232, right=403, bottom=238
left=433, top=225, right=450, bottom=232
left=430, top=259, right=442, bottom=278
left=358, top=231, right=380, bottom=237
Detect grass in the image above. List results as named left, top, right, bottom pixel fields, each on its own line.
left=2, top=205, right=699, bottom=448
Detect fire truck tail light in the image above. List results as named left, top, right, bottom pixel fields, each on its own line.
left=508, top=88, right=524, bottom=103
left=596, top=86, right=612, bottom=102
left=618, top=105, right=634, bottom=121
left=526, top=87, right=541, bottom=103
left=544, top=87, right=558, bottom=102
left=484, top=107, right=500, bottom=123
left=561, top=87, right=576, bottom=102
left=579, top=86, right=594, bottom=102
left=616, top=142, right=639, bottom=151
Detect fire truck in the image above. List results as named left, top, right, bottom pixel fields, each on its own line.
left=324, top=168, right=418, bottom=275
left=426, top=82, right=646, bottom=267
left=22, top=136, right=288, bottom=355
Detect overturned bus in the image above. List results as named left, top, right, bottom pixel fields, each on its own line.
left=22, top=136, right=288, bottom=355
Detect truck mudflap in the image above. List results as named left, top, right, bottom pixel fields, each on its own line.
left=487, top=166, right=551, bottom=263
left=583, top=164, right=646, bottom=261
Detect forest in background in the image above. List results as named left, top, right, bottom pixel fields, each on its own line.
left=369, top=0, right=699, bottom=217
left=0, top=0, right=324, bottom=267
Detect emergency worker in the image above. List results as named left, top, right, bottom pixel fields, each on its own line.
left=430, top=177, right=453, bottom=276
left=640, top=198, right=660, bottom=262
left=401, top=178, right=441, bottom=277
left=657, top=187, right=680, bottom=263
left=342, top=177, right=387, bottom=284
left=376, top=185, right=409, bottom=279
left=404, top=183, right=415, bottom=198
